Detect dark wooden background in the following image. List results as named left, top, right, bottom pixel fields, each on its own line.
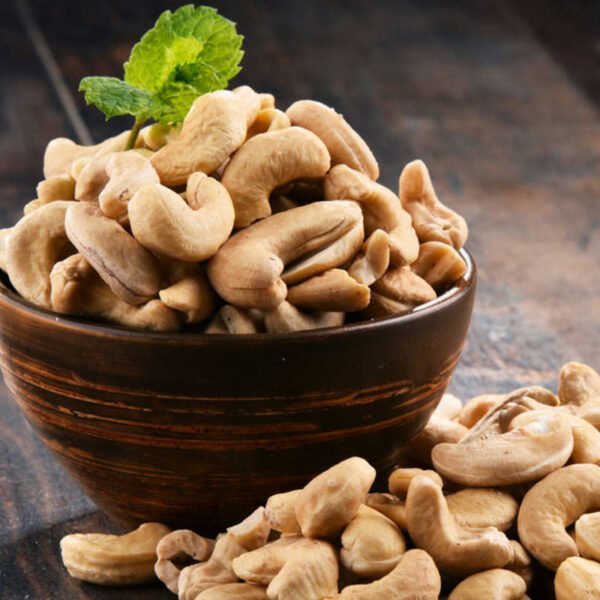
left=1, top=0, right=599, bottom=598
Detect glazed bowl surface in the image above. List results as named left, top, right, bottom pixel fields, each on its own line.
left=0, top=250, right=476, bottom=531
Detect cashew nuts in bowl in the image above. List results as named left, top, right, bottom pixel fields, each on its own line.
left=1, top=86, right=470, bottom=334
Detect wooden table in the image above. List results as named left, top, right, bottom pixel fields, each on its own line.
left=1, top=0, right=598, bottom=597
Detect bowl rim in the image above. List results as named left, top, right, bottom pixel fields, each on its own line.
left=0, top=248, right=476, bottom=344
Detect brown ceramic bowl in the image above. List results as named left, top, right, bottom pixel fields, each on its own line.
left=0, top=250, right=475, bottom=532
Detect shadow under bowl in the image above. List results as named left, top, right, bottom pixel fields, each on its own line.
left=0, top=250, right=476, bottom=532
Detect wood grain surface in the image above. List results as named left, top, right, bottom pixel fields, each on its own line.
left=0, top=0, right=598, bottom=598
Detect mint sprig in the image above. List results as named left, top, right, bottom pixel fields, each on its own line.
left=79, top=5, right=244, bottom=149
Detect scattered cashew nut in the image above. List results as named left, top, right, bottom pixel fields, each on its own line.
left=406, top=476, right=513, bottom=577
left=554, top=556, right=600, bottom=600
left=265, top=490, right=302, bottom=535
left=445, top=488, right=519, bottom=532
left=388, top=467, right=443, bottom=499
left=328, top=549, right=440, bottom=599
left=60, top=522, right=171, bottom=586
left=432, top=413, right=573, bottom=486
left=154, top=529, right=215, bottom=594
left=232, top=536, right=339, bottom=600
left=448, top=569, right=527, bottom=600
left=295, top=456, right=376, bottom=539
left=340, top=504, right=406, bottom=578
left=178, top=533, right=247, bottom=600
left=517, top=463, right=600, bottom=570
left=575, top=512, right=600, bottom=562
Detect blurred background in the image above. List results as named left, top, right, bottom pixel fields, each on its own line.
left=1, top=1, right=599, bottom=597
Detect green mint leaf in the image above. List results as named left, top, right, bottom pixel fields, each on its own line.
left=79, top=77, right=156, bottom=121
left=78, top=5, right=244, bottom=128
left=123, top=4, right=243, bottom=121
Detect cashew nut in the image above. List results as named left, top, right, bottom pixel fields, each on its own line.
left=129, top=173, right=234, bottom=262
left=140, top=122, right=181, bottom=151
left=445, top=488, right=519, bottom=532
left=159, top=260, right=217, bottom=324
left=196, top=584, right=268, bottom=599
left=286, top=269, right=370, bottom=312
left=511, top=410, right=600, bottom=465
left=340, top=504, right=406, bottom=578
left=221, top=126, right=331, bottom=228
left=432, top=413, right=573, bottom=486
left=246, top=108, right=291, bottom=139
left=75, top=151, right=159, bottom=220
left=286, top=100, right=379, bottom=180
left=295, top=457, right=376, bottom=539
left=265, top=490, right=302, bottom=535
left=259, top=93, right=275, bottom=109
left=43, top=131, right=129, bottom=178
left=559, top=361, right=600, bottom=414
left=50, top=254, right=182, bottom=332
left=399, top=159, right=468, bottom=249
left=448, top=569, right=527, bottom=600
left=554, top=557, right=600, bottom=600
left=365, top=493, right=407, bottom=530
left=517, top=464, right=600, bottom=570
left=575, top=512, right=600, bottom=561
left=232, top=536, right=339, bottom=600
left=348, top=229, right=390, bottom=286
left=459, top=394, right=505, bottom=428
left=459, top=386, right=561, bottom=443
left=412, top=241, right=467, bottom=292
left=435, top=392, right=464, bottom=420
left=178, top=533, right=247, bottom=600
left=388, top=468, right=443, bottom=499
left=328, top=549, right=441, bottom=599
left=205, top=305, right=261, bottom=335
left=406, top=476, right=513, bottom=577
left=155, top=529, right=215, bottom=593
left=151, top=90, right=247, bottom=187
left=233, top=85, right=262, bottom=126
left=324, top=164, right=418, bottom=265
left=60, top=522, right=171, bottom=586
left=0, top=227, right=11, bottom=271
left=366, top=266, right=437, bottom=318
left=6, top=201, right=76, bottom=308
left=208, top=201, right=363, bottom=309
left=65, top=202, right=161, bottom=304
left=226, top=506, right=271, bottom=551
left=37, top=174, right=75, bottom=204
left=404, top=410, right=468, bottom=468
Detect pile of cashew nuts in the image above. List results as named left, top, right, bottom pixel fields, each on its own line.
left=60, top=361, right=600, bottom=598
left=0, top=87, right=468, bottom=333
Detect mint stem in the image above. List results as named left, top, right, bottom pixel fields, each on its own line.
left=125, top=117, right=145, bottom=150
